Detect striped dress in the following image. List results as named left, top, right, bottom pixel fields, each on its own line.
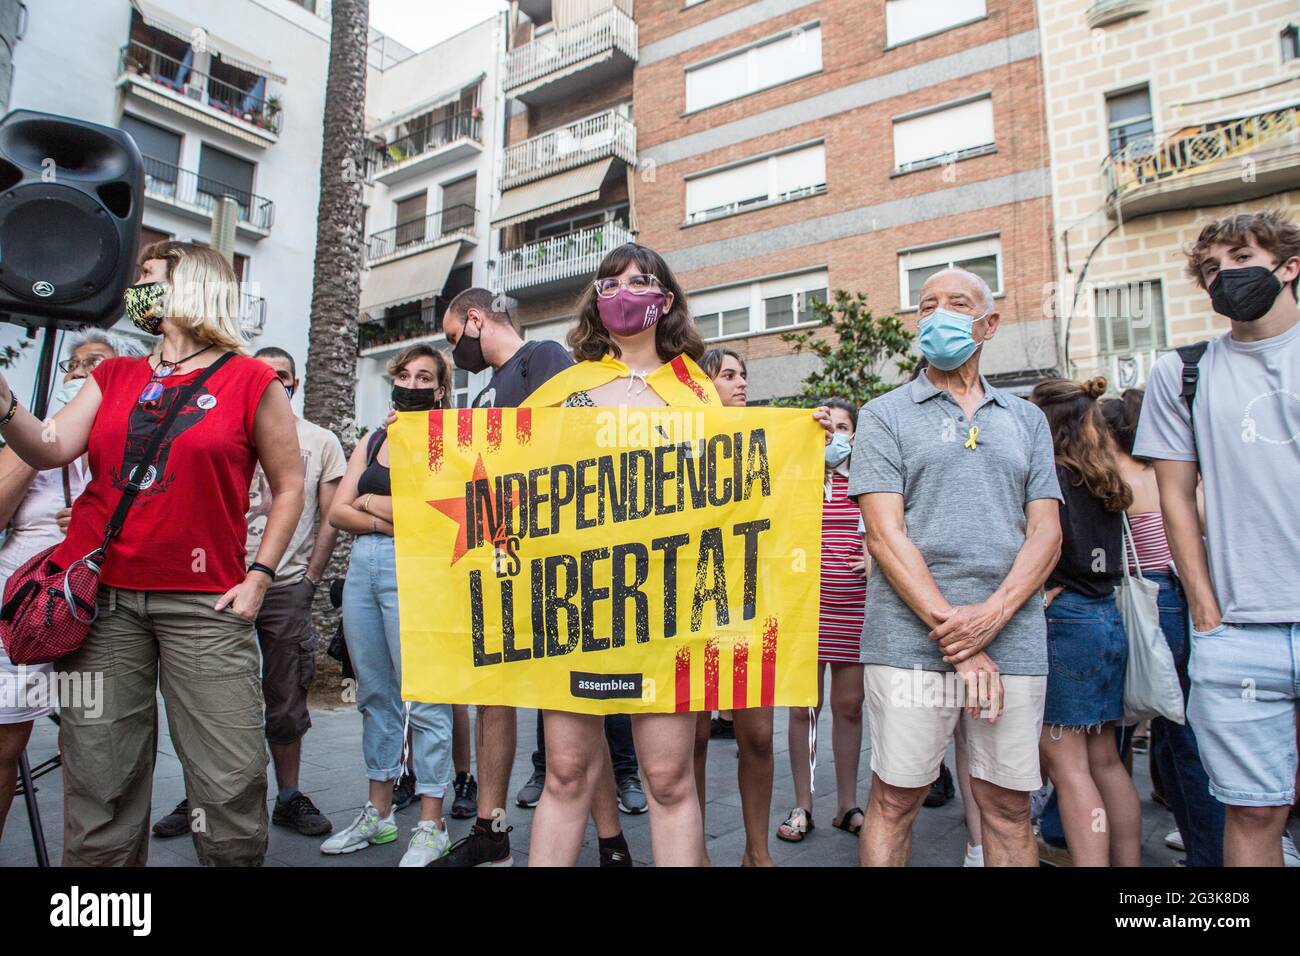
left=818, top=469, right=867, bottom=663
left=1127, top=511, right=1174, bottom=573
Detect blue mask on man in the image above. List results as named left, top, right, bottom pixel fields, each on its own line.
left=918, top=308, right=987, bottom=371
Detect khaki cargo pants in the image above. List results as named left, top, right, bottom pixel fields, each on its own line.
left=60, top=587, right=268, bottom=866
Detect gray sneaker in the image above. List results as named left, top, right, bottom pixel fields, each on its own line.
left=617, top=775, right=647, bottom=815
left=516, top=771, right=545, bottom=808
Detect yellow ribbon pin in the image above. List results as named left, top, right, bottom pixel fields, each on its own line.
left=964, top=425, right=979, bottom=450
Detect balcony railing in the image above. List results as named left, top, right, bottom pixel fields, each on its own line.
left=240, top=292, right=267, bottom=336
left=1104, top=103, right=1299, bottom=203
left=505, top=7, right=637, bottom=92
left=498, top=220, right=631, bottom=294
left=502, top=110, right=636, bottom=190
left=142, top=156, right=275, bottom=230
left=359, top=306, right=440, bottom=351
left=369, top=111, right=482, bottom=177
left=365, top=204, right=477, bottom=262
left=119, top=42, right=282, bottom=134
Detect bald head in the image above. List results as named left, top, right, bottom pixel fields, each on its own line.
left=919, top=268, right=995, bottom=318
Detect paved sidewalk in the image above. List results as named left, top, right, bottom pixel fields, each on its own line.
left=4, top=702, right=1193, bottom=867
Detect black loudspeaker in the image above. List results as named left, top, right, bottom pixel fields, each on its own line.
left=0, top=109, right=145, bottom=331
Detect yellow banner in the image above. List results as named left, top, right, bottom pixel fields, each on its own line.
left=389, top=407, right=824, bottom=715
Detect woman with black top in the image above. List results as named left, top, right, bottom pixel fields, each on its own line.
left=322, top=344, right=457, bottom=867
left=1030, top=377, right=1141, bottom=867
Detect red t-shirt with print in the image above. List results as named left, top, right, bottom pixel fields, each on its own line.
left=53, top=354, right=278, bottom=593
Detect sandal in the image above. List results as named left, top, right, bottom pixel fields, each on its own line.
left=832, top=806, right=864, bottom=836
left=776, top=807, right=814, bottom=843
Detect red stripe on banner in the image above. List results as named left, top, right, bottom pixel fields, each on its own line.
left=486, top=408, right=502, bottom=453
left=427, top=411, right=444, bottom=472
left=675, top=646, right=691, bottom=713
left=670, top=355, right=709, bottom=403
left=761, top=617, right=778, bottom=707
left=515, top=407, right=532, bottom=446
left=732, top=639, right=748, bottom=711
left=457, top=409, right=473, bottom=450
left=703, top=638, right=719, bottom=712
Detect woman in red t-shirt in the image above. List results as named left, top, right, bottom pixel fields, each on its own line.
left=0, top=241, right=304, bottom=866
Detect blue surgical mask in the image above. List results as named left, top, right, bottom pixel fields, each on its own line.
left=919, top=308, right=986, bottom=371
left=55, top=376, right=86, bottom=406
left=825, top=432, right=852, bottom=468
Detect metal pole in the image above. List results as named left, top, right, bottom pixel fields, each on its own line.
left=17, top=751, right=50, bottom=867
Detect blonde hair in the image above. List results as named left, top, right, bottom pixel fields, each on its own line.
left=138, top=241, right=248, bottom=353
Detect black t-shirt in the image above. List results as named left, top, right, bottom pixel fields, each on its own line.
left=472, top=341, right=574, bottom=408
left=1047, top=464, right=1123, bottom=598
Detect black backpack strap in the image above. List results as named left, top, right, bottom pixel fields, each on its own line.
left=365, top=427, right=387, bottom=466
left=1175, top=341, right=1209, bottom=420
left=97, top=351, right=236, bottom=553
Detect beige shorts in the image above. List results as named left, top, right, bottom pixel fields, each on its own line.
left=864, top=664, right=1046, bottom=792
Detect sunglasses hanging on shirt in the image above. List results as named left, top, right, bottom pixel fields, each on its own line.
left=138, top=344, right=214, bottom=408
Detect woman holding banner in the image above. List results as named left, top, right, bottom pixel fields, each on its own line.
left=520, top=244, right=714, bottom=866
left=323, top=344, right=458, bottom=867
left=693, top=347, right=776, bottom=867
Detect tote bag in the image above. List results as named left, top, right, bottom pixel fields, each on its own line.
left=1117, top=513, right=1184, bottom=725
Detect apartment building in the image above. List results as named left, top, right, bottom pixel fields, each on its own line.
left=356, top=15, right=506, bottom=426
left=496, top=0, right=1057, bottom=401
left=1039, top=0, right=1300, bottom=386
left=3, top=0, right=330, bottom=411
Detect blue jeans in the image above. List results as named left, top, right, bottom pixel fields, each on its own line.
left=343, top=534, right=453, bottom=798
left=532, top=711, right=640, bottom=781
left=1043, top=590, right=1127, bottom=729
left=1148, top=572, right=1224, bottom=867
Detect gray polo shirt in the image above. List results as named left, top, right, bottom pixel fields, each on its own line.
left=848, top=372, right=1062, bottom=675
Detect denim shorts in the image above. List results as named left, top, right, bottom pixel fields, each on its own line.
left=1043, top=590, right=1127, bottom=730
left=1187, top=621, right=1299, bottom=807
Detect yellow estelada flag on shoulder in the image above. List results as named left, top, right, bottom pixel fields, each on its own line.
left=521, top=353, right=720, bottom=408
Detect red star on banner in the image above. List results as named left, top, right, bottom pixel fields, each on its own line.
left=427, top=453, right=519, bottom=567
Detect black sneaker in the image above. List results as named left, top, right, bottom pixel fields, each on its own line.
left=450, top=773, right=478, bottom=820
left=393, top=772, right=417, bottom=812
left=427, top=825, right=513, bottom=867
left=923, top=762, right=955, bottom=808
left=272, top=792, right=333, bottom=836
left=709, top=716, right=735, bottom=739
left=152, top=799, right=190, bottom=838
left=600, top=845, right=633, bottom=867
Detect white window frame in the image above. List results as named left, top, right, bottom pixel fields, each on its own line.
left=691, top=269, right=830, bottom=342
left=1093, top=278, right=1168, bottom=356
left=897, top=235, right=1002, bottom=310
left=892, top=93, right=996, bottom=174
left=684, top=141, right=826, bottom=225
left=683, top=22, right=822, bottom=114
left=884, top=0, right=988, bottom=49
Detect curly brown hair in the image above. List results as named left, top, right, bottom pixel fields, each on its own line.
left=1030, top=377, right=1133, bottom=513
left=567, top=243, right=705, bottom=363
left=1185, top=209, right=1300, bottom=293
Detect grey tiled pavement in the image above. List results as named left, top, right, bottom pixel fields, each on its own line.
left=3, top=701, right=1214, bottom=867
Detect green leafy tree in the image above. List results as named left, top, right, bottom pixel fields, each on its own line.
left=777, top=289, right=917, bottom=406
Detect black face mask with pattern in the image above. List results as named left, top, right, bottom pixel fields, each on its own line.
left=124, top=281, right=167, bottom=334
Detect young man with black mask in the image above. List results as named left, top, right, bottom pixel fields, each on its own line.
left=1135, top=209, right=1300, bottom=868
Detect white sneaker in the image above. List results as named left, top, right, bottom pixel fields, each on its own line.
left=1283, top=833, right=1299, bottom=868
left=1165, top=829, right=1184, bottom=851
left=963, top=843, right=984, bottom=867
left=399, top=819, right=451, bottom=867
left=320, top=803, right=398, bottom=855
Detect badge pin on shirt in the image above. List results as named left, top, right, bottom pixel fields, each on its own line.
left=964, top=425, right=979, bottom=450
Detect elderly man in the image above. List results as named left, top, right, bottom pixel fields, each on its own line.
left=850, top=268, right=1063, bottom=866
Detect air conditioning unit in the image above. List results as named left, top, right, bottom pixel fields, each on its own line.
left=183, top=84, right=205, bottom=103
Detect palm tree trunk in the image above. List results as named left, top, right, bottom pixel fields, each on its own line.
left=305, top=0, right=368, bottom=692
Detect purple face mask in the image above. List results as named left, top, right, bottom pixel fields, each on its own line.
left=596, top=289, right=667, bottom=337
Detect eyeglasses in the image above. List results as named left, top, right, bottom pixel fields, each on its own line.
left=58, top=354, right=109, bottom=374
left=594, top=274, right=662, bottom=298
